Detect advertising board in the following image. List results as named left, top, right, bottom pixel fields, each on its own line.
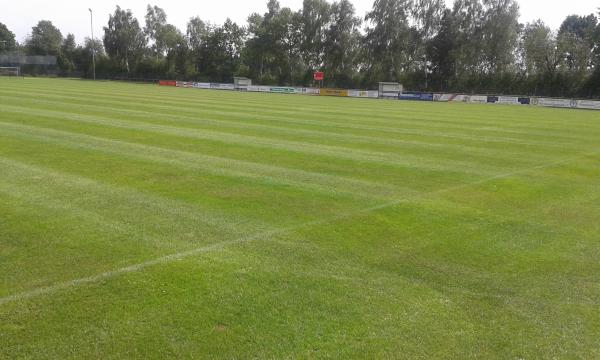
left=297, top=88, right=320, bottom=95
left=466, top=95, right=488, bottom=103
left=248, top=85, right=271, bottom=92
left=535, top=98, right=576, bottom=108
left=176, top=81, right=194, bottom=88
left=193, top=82, right=211, bottom=89
left=399, top=92, right=434, bottom=101
left=498, top=96, right=520, bottom=105
left=348, top=90, right=379, bottom=98
left=159, top=80, right=177, bottom=87
left=575, top=100, right=600, bottom=110
left=269, top=87, right=296, bottom=94
left=320, top=88, right=349, bottom=97
left=210, top=83, right=235, bottom=90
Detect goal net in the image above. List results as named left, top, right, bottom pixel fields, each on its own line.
left=0, top=67, right=21, bottom=77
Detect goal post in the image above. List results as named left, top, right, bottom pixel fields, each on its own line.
left=0, top=55, right=57, bottom=76
left=0, top=66, right=21, bottom=77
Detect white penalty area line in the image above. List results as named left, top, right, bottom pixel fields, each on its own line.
left=0, top=150, right=597, bottom=306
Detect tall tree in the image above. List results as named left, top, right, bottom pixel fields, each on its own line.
left=77, top=37, right=107, bottom=78
left=58, top=33, right=77, bottom=72
left=245, top=1, right=303, bottom=84
left=300, top=0, right=331, bottom=69
left=520, top=20, right=561, bottom=95
left=364, top=0, right=414, bottom=82
left=25, top=20, right=63, bottom=56
left=0, top=23, right=17, bottom=53
left=428, top=9, right=458, bottom=90
left=411, top=0, right=446, bottom=88
left=481, top=0, right=520, bottom=74
left=450, top=0, right=485, bottom=82
left=197, top=19, right=245, bottom=82
left=145, top=5, right=183, bottom=59
left=522, top=21, right=559, bottom=77
left=557, top=14, right=597, bottom=74
left=187, top=17, right=208, bottom=53
left=103, top=6, right=147, bottom=74
left=186, top=17, right=209, bottom=76
left=323, top=0, right=362, bottom=86
left=160, top=25, right=186, bottom=57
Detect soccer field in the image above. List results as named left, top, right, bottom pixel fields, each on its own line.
left=1, top=78, right=599, bottom=358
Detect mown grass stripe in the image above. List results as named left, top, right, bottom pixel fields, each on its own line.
left=0, top=156, right=267, bottom=237
left=1, top=145, right=594, bottom=307
left=0, top=105, right=547, bottom=176
left=1, top=92, right=588, bottom=161
left=2, top=98, right=592, bottom=156
left=0, top=122, right=404, bottom=200
left=4, top=82, right=597, bottom=130
left=3, top=88, right=600, bottom=142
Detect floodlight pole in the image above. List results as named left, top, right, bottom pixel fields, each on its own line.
left=89, top=8, right=96, bottom=80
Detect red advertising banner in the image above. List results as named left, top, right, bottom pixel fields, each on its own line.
left=313, top=71, right=324, bottom=81
left=159, top=80, right=177, bottom=87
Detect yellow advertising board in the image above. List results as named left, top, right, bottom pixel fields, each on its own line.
left=319, top=88, right=348, bottom=97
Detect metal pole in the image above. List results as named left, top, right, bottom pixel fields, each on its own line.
left=89, top=8, right=96, bottom=80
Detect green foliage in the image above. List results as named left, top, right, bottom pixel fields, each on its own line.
left=323, top=0, right=362, bottom=87
left=480, top=0, right=521, bottom=74
left=0, top=22, right=17, bottom=53
left=364, top=0, right=414, bottom=82
left=245, top=1, right=305, bottom=85
left=194, top=19, right=245, bottom=82
left=300, top=0, right=332, bottom=69
left=103, top=6, right=147, bottom=74
left=9, top=0, right=600, bottom=97
left=57, top=34, right=77, bottom=73
left=25, top=20, right=63, bottom=56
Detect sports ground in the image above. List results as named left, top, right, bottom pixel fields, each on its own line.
left=0, top=78, right=599, bottom=358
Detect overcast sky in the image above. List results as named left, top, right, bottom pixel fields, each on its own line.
left=2, top=0, right=599, bottom=43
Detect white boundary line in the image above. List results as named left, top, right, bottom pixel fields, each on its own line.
left=0, top=151, right=597, bottom=306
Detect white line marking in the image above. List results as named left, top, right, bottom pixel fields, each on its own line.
left=0, top=151, right=597, bottom=306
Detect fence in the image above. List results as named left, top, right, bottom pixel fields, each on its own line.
left=163, top=81, right=600, bottom=111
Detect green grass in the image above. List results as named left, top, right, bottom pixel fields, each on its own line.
left=1, top=78, right=599, bottom=358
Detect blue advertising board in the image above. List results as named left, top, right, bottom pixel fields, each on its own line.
left=399, top=92, right=434, bottom=101
left=518, top=97, right=531, bottom=105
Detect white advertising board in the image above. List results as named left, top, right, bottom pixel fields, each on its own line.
left=295, top=87, right=320, bottom=95
left=575, top=100, right=600, bottom=110
left=467, top=95, right=488, bottom=104
left=193, top=82, right=211, bottom=89
left=176, top=81, right=194, bottom=88
left=498, top=96, right=520, bottom=105
left=535, top=98, right=576, bottom=108
left=435, top=94, right=465, bottom=102
left=348, top=90, right=378, bottom=98
left=248, top=85, right=271, bottom=92
left=210, top=83, right=235, bottom=90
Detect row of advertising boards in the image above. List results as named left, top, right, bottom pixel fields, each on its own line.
left=168, top=81, right=380, bottom=98
left=159, top=81, right=600, bottom=110
left=434, top=93, right=600, bottom=110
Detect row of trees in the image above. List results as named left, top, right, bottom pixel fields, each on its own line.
left=1, top=0, right=600, bottom=97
